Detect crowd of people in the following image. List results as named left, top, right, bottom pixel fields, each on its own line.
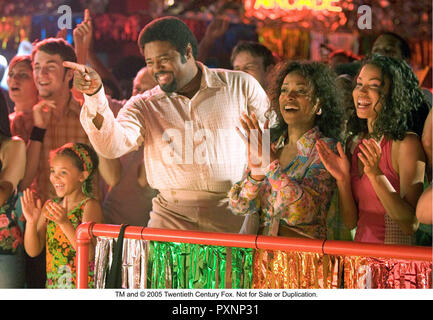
left=0, top=10, right=431, bottom=289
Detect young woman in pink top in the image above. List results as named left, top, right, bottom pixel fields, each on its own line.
left=317, top=54, right=427, bottom=244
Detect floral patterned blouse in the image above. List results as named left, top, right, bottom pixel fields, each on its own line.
left=46, top=197, right=94, bottom=288
left=228, top=126, right=336, bottom=239
left=0, top=191, right=23, bottom=254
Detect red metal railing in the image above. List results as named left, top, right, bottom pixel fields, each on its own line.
left=76, top=222, right=433, bottom=289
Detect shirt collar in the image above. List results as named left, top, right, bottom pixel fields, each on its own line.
left=197, top=62, right=227, bottom=89
left=274, top=126, right=321, bottom=156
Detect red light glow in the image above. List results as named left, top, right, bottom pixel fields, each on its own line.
left=249, top=0, right=342, bottom=12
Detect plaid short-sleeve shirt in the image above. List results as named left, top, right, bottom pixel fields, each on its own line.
left=33, top=96, right=92, bottom=202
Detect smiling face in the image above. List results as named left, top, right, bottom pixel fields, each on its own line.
left=232, top=51, right=267, bottom=87
left=7, top=61, right=38, bottom=106
left=278, top=72, right=318, bottom=128
left=144, top=41, right=194, bottom=93
left=32, top=51, right=72, bottom=99
left=353, top=64, right=390, bottom=122
left=49, top=154, right=86, bottom=198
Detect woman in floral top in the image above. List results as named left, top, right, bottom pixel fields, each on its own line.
left=229, top=61, right=343, bottom=239
left=0, top=95, right=26, bottom=287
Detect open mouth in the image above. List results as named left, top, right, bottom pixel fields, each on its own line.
left=283, top=105, right=299, bottom=111
left=155, top=72, right=173, bottom=85
left=357, top=98, right=372, bottom=109
left=38, top=81, right=51, bottom=87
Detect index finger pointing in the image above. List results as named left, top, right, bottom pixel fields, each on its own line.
left=63, top=61, right=86, bottom=73
left=84, top=8, right=90, bottom=21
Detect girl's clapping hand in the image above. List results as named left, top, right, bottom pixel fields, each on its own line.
left=45, top=198, right=69, bottom=226
left=21, top=189, right=42, bottom=225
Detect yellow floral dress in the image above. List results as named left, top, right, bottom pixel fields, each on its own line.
left=46, top=197, right=94, bottom=288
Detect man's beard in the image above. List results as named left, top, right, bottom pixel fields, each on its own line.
left=155, top=72, right=177, bottom=93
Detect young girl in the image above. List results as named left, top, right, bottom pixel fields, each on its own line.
left=21, top=142, right=103, bottom=288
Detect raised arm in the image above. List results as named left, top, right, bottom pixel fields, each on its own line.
left=73, top=9, right=92, bottom=65
left=20, top=100, right=56, bottom=191
left=63, top=61, right=102, bottom=117
left=197, top=17, right=229, bottom=64
left=229, top=112, right=272, bottom=215
left=65, top=61, right=143, bottom=159
left=73, top=9, right=122, bottom=96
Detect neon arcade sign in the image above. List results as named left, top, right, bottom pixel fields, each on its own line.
left=244, top=0, right=343, bottom=14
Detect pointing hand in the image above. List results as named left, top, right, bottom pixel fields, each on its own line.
left=63, top=61, right=102, bottom=95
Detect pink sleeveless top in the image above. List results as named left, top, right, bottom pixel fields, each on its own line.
left=351, top=138, right=401, bottom=244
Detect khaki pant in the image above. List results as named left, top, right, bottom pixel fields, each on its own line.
left=147, top=190, right=244, bottom=233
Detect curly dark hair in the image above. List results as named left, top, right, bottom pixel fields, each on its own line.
left=266, top=60, right=344, bottom=141
left=346, top=54, right=428, bottom=141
